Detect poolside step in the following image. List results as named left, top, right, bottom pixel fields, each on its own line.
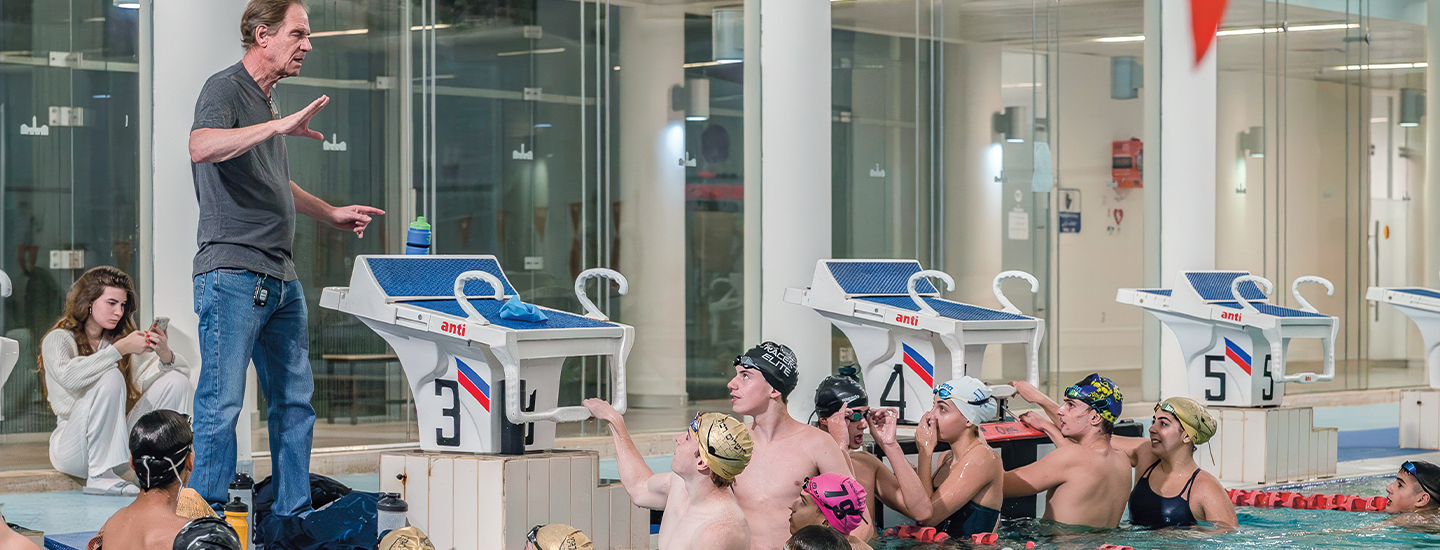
left=1199, top=406, right=1337, bottom=484
left=1399, top=390, right=1440, bottom=449
left=379, top=449, right=650, bottom=550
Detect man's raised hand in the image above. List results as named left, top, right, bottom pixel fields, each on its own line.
left=273, top=95, right=329, bottom=140
left=328, top=205, right=385, bottom=238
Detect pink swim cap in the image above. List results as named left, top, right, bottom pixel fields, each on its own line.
left=802, top=473, right=868, bottom=535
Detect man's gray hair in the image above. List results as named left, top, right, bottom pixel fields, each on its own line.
left=241, top=0, right=305, bottom=50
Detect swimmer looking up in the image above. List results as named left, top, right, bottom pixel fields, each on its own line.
left=1004, top=374, right=1133, bottom=529
left=728, top=342, right=854, bottom=550
left=584, top=399, right=751, bottom=550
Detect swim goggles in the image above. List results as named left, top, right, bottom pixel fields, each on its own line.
left=526, top=524, right=541, bottom=548
left=689, top=412, right=723, bottom=459
left=1401, top=461, right=1440, bottom=502
left=1063, top=373, right=1122, bottom=423
left=934, top=385, right=993, bottom=406
left=840, top=409, right=867, bottom=423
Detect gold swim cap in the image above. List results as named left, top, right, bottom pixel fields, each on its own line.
left=379, top=526, right=436, bottom=550
left=689, top=412, right=754, bottom=480
left=1156, top=396, right=1217, bottom=446
left=530, top=524, right=593, bottom=550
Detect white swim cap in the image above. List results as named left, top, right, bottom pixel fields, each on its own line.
left=934, top=377, right=997, bottom=426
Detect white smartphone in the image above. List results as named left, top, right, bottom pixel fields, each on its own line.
left=150, top=317, right=170, bottom=332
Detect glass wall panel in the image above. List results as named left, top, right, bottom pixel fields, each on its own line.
left=1216, top=0, right=1426, bottom=393
left=0, top=1, right=140, bottom=469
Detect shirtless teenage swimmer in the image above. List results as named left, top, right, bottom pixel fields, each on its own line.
left=1004, top=374, right=1133, bottom=529
left=584, top=399, right=751, bottom=550
left=729, top=342, right=854, bottom=550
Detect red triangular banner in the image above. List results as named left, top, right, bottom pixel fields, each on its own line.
left=1191, top=0, right=1229, bottom=66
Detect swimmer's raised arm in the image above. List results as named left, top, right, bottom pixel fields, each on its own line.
left=1108, top=432, right=1152, bottom=468
left=583, top=398, right=673, bottom=510
left=1017, top=411, right=1070, bottom=449
left=868, top=408, right=935, bottom=522
left=822, top=404, right=858, bottom=474
left=1013, top=380, right=1061, bottom=427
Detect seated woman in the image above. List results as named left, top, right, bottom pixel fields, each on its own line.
left=41, top=266, right=189, bottom=496
left=89, top=409, right=196, bottom=550
left=787, top=473, right=871, bottom=550
left=878, top=377, right=1004, bottom=538
left=1108, top=396, right=1236, bottom=531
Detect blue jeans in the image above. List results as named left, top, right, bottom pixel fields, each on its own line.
left=192, top=269, right=315, bottom=517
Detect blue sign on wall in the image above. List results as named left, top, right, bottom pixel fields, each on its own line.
left=1059, top=211, right=1081, bottom=234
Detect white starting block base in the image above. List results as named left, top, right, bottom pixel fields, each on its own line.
left=379, top=450, right=651, bottom=550
left=1199, top=406, right=1337, bottom=484
left=1400, top=390, right=1440, bottom=450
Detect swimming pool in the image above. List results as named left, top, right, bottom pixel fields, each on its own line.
left=874, top=475, right=1439, bottom=549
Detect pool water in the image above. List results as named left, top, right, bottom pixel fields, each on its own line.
left=873, top=475, right=1440, bottom=550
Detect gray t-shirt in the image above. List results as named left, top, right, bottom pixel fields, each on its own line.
left=191, top=62, right=297, bottom=281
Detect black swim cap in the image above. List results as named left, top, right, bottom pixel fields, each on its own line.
left=814, top=375, right=868, bottom=418
left=735, top=342, right=799, bottom=399
left=172, top=517, right=241, bottom=550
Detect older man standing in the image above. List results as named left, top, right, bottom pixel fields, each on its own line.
left=187, top=0, right=382, bottom=521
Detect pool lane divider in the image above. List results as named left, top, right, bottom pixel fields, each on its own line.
left=1225, top=488, right=1389, bottom=511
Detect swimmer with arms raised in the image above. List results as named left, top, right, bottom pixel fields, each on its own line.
left=812, top=375, right=932, bottom=540
left=584, top=399, right=752, bottom=550
left=1004, top=374, right=1133, bottom=529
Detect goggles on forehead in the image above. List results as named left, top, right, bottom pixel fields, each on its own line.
left=1157, top=401, right=1178, bottom=417
left=1402, top=461, right=1440, bottom=501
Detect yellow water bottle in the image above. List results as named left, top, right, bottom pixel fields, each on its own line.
left=224, top=496, right=250, bottom=550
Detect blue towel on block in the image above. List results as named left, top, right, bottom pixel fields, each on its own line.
left=498, top=296, right=548, bottom=322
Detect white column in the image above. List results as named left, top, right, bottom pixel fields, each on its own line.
left=761, top=0, right=832, bottom=419
left=1150, top=0, right=1218, bottom=399
left=1427, top=0, right=1440, bottom=289
left=617, top=5, right=688, bottom=408
left=942, top=43, right=1005, bottom=380
left=150, top=0, right=253, bottom=467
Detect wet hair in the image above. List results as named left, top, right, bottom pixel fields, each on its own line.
left=240, top=0, right=305, bottom=50
left=130, top=410, right=193, bottom=491
left=708, top=470, right=735, bottom=490
left=784, top=525, right=848, bottom=550
left=37, top=266, right=141, bottom=409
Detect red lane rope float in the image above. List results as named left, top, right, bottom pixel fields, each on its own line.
left=882, top=525, right=952, bottom=544
left=1225, top=489, right=1388, bottom=512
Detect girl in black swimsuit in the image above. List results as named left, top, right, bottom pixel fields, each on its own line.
left=889, top=377, right=1006, bottom=538
left=1117, top=397, right=1237, bottom=530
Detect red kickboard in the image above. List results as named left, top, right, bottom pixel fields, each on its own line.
left=981, top=421, right=1047, bottom=442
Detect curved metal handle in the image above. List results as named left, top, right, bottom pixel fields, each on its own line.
left=575, top=268, right=629, bottom=320
left=1231, top=275, right=1273, bottom=316
left=453, top=270, right=505, bottom=325
left=908, top=270, right=955, bottom=317
left=499, top=331, right=631, bottom=425
left=993, top=270, right=1040, bottom=314
left=1291, top=276, right=1334, bottom=313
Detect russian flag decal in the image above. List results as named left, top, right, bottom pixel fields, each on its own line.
left=456, top=358, right=491, bottom=412
left=902, top=343, right=934, bottom=387
left=1224, top=338, right=1252, bottom=375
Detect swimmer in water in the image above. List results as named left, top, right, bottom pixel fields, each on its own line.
left=728, top=342, right=854, bottom=550
left=787, top=473, right=872, bottom=550
left=1381, top=460, right=1440, bottom=530
left=1005, top=374, right=1133, bottom=529
left=883, top=377, right=1004, bottom=538
left=811, top=375, right=932, bottom=540
left=584, top=399, right=752, bottom=550
left=1107, top=397, right=1236, bottom=531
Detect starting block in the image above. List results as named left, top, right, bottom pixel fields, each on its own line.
left=320, top=255, right=634, bottom=454
left=1117, top=271, right=1337, bottom=407
left=1365, top=284, right=1440, bottom=449
left=784, top=259, right=1042, bottom=422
